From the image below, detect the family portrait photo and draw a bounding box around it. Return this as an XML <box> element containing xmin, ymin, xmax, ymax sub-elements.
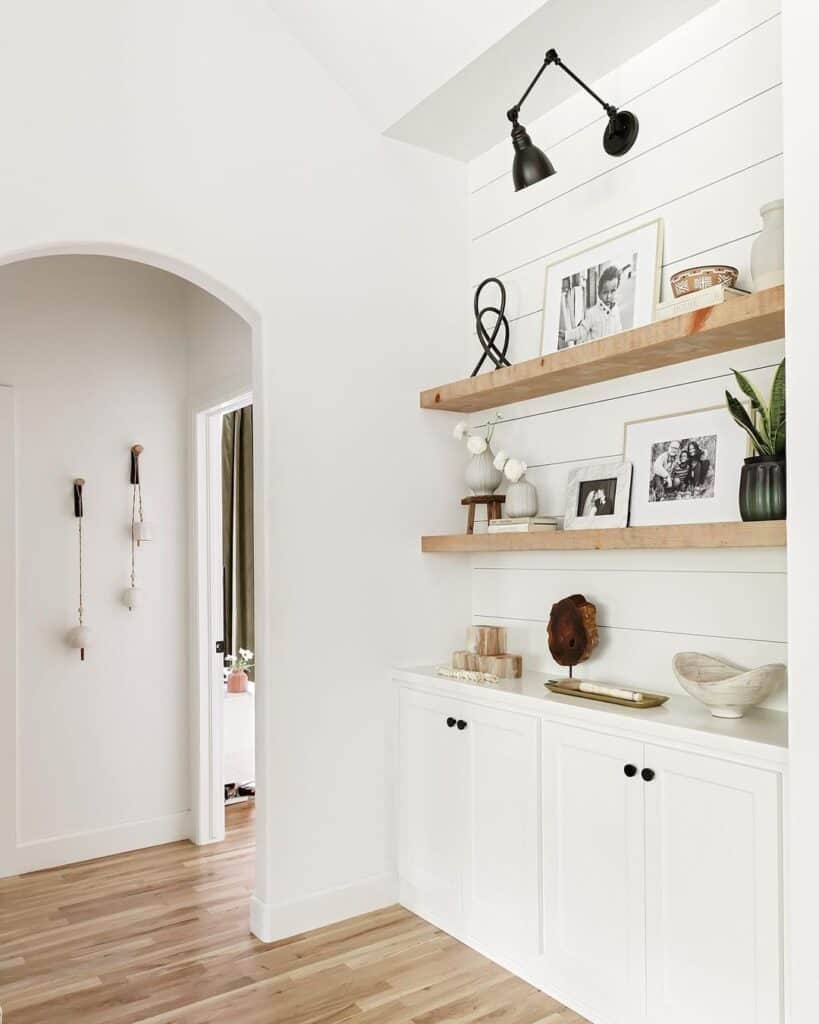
<box><xmin>625</xmin><ymin>405</ymin><xmax>749</xmax><ymax>526</ymax></box>
<box><xmin>541</xmin><ymin>219</ymin><xmax>663</xmax><ymax>355</ymax></box>
<box><xmin>649</xmin><ymin>435</ymin><xmax>716</xmax><ymax>502</ymax></box>
<box><xmin>564</xmin><ymin>461</ymin><xmax>633</xmax><ymax>530</ymax></box>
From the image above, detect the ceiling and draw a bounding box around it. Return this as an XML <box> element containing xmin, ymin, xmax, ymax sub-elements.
<box><xmin>268</xmin><ymin>0</ymin><xmax>718</xmax><ymax>162</ymax></box>
<box><xmin>266</xmin><ymin>0</ymin><xmax>547</xmax><ymax>134</ymax></box>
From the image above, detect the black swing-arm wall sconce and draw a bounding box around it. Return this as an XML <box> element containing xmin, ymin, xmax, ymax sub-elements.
<box><xmin>507</xmin><ymin>48</ymin><xmax>639</xmax><ymax>191</ymax></box>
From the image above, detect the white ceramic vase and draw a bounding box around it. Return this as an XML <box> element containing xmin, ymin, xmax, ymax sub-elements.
<box><xmin>465</xmin><ymin>447</ymin><xmax>503</xmax><ymax>495</ymax></box>
<box><xmin>505</xmin><ymin>477</ymin><xmax>538</xmax><ymax>517</ymax></box>
<box><xmin>750</xmin><ymin>199</ymin><xmax>784</xmax><ymax>291</ymax></box>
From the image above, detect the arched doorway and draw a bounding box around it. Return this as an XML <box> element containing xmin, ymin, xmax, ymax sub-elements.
<box><xmin>0</xmin><ymin>246</ymin><xmax>268</xmax><ymax>894</ymax></box>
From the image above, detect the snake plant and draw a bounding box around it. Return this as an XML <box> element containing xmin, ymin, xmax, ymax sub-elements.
<box><xmin>724</xmin><ymin>358</ymin><xmax>786</xmax><ymax>458</ymax></box>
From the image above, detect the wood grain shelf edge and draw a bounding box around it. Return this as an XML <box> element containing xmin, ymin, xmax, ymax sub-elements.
<box><xmin>421</xmin><ymin>286</ymin><xmax>785</xmax><ymax>413</ymax></box>
<box><xmin>421</xmin><ymin>521</ymin><xmax>786</xmax><ymax>553</ymax></box>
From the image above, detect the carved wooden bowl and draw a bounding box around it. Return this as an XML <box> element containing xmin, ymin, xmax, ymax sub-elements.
<box><xmin>672</xmin><ymin>652</ymin><xmax>786</xmax><ymax>718</ymax></box>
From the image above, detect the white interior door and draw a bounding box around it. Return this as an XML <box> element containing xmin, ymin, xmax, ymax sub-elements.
<box><xmin>643</xmin><ymin>744</ymin><xmax>783</xmax><ymax>1024</ymax></box>
<box><xmin>541</xmin><ymin>722</ymin><xmax>646</xmax><ymax>1024</ymax></box>
<box><xmin>399</xmin><ymin>688</ymin><xmax>467</xmax><ymax>927</ymax></box>
<box><xmin>463</xmin><ymin>701</ymin><xmax>540</xmax><ymax>960</ymax></box>
<box><xmin>0</xmin><ymin>387</ymin><xmax>16</xmax><ymax>876</ymax></box>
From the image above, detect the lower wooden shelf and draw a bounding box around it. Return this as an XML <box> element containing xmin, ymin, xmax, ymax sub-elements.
<box><xmin>421</xmin><ymin>521</ymin><xmax>786</xmax><ymax>552</ymax></box>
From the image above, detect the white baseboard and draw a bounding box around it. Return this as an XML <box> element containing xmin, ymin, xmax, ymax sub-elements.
<box><xmin>13</xmin><ymin>810</ymin><xmax>192</xmax><ymax>874</ymax></box>
<box><xmin>250</xmin><ymin>872</ymin><xmax>398</xmax><ymax>943</ymax></box>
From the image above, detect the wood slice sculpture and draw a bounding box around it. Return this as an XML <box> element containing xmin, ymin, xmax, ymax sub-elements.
<box><xmin>548</xmin><ymin>594</ymin><xmax>599</xmax><ymax>670</ymax></box>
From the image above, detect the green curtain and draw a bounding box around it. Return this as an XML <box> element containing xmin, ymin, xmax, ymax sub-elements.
<box><xmin>222</xmin><ymin>406</ymin><xmax>254</xmax><ymax>671</ymax></box>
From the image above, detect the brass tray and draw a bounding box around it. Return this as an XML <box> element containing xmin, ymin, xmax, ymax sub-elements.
<box><xmin>545</xmin><ymin>680</ymin><xmax>669</xmax><ymax>709</ymax></box>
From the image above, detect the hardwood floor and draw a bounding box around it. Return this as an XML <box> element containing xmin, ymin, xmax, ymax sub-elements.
<box><xmin>0</xmin><ymin>804</ymin><xmax>587</xmax><ymax>1023</ymax></box>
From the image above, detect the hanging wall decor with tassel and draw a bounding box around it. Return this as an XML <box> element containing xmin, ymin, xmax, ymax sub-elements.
<box><xmin>67</xmin><ymin>478</ymin><xmax>90</xmax><ymax>660</ymax></box>
<box><xmin>123</xmin><ymin>443</ymin><xmax>151</xmax><ymax>610</ymax></box>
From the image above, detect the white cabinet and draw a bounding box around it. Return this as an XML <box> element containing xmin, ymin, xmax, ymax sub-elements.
<box><xmin>643</xmin><ymin>744</ymin><xmax>782</xmax><ymax>1024</ymax></box>
<box><xmin>541</xmin><ymin>722</ymin><xmax>783</xmax><ymax>1024</ymax></box>
<box><xmin>541</xmin><ymin>723</ymin><xmax>646</xmax><ymax>1024</ymax></box>
<box><xmin>399</xmin><ymin>688</ymin><xmax>467</xmax><ymax>925</ymax></box>
<box><xmin>397</xmin><ymin>675</ymin><xmax>784</xmax><ymax>1024</ymax></box>
<box><xmin>398</xmin><ymin>687</ymin><xmax>540</xmax><ymax>961</ymax></box>
<box><xmin>463</xmin><ymin>700</ymin><xmax>540</xmax><ymax>958</ymax></box>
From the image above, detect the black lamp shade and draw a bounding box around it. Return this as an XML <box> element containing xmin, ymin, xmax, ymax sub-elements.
<box><xmin>511</xmin><ymin>123</ymin><xmax>555</xmax><ymax>191</ymax></box>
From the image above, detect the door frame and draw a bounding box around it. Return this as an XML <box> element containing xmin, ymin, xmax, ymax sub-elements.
<box><xmin>193</xmin><ymin>389</ymin><xmax>253</xmax><ymax>845</ymax></box>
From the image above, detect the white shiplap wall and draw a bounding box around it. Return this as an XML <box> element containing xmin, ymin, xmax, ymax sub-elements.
<box><xmin>465</xmin><ymin>0</ymin><xmax>786</xmax><ymax>709</ymax></box>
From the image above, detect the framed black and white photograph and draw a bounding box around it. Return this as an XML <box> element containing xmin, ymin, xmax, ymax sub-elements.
<box><xmin>564</xmin><ymin>461</ymin><xmax>633</xmax><ymax>530</ymax></box>
<box><xmin>541</xmin><ymin>219</ymin><xmax>663</xmax><ymax>354</ymax></box>
<box><xmin>624</xmin><ymin>405</ymin><xmax>750</xmax><ymax>526</ymax></box>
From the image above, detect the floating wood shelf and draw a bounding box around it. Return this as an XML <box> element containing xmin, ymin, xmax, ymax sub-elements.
<box><xmin>421</xmin><ymin>521</ymin><xmax>786</xmax><ymax>553</ymax></box>
<box><xmin>421</xmin><ymin>286</ymin><xmax>785</xmax><ymax>413</ymax></box>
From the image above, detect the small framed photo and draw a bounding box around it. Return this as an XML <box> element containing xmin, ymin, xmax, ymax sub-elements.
<box><xmin>541</xmin><ymin>219</ymin><xmax>663</xmax><ymax>354</ymax></box>
<box><xmin>564</xmin><ymin>461</ymin><xmax>633</xmax><ymax>530</ymax></box>
<box><xmin>624</xmin><ymin>405</ymin><xmax>750</xmax><ymax>526</ymax></box>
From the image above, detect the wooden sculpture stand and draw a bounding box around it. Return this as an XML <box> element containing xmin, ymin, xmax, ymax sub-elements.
<box><xmin>462</xmin><ymin>495</ymin><xmax>505</xmax><ymax>535</ymax></box>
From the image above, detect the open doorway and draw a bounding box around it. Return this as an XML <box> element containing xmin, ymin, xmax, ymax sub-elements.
<box><xmin>195</xmin><ymin>391</ymin><xmax>255</xmax><ymax>844</ymax></box>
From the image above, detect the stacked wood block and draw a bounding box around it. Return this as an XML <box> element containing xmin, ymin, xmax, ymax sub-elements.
<box><xmin>452</xmin><ymin>625</ymin><xmax>523</xmax><ymax>679</ymax></box>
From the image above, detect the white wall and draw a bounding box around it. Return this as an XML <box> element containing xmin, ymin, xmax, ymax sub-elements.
<box><xmin>186</xmin><ymin>286</ymin><xmax>253</xmax><ymax>409</ymax></box>
<box><xmin>0</xmin><ymin>0</ymin><xmax>470</xmax><ymax>935</ymax></box>
<box><xmin>0</xmin><ymin>256</ymin><xmax>192</xmax><ymax>871</ymax></box>
<box><xmin>460</xmin><ymin>0</ymin><xmax>786</xmax><ymax>707</ymax></box>
<box><xmin>781</xmin><ymin>0</ymin><xmax>819</xmax><ymax>1016</ymax></box>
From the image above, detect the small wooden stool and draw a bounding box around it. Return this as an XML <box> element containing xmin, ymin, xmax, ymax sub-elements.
<box><xmin>462</xmin><ymin>495</ymin><xmax>505</xmax><ymax>535</ymax></box>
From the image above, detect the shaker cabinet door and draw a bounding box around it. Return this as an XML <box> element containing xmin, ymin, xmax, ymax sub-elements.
<box><xmin>462</xmin><ymin>702</ymin><xmax>541</xmax><ymax>960</ymax></box>
<box><xmin>643</xmin><ymin>744</ymin><xmax>782</xmax><ymax>1024</ymax></box>
<box><xmin>541</xmin><ymin>722</ymin><xmax>646</xmax><ymax>1024</ymax></box>
<box><xmin>398</xmin><ymin>688</ymin><xmax>467</xmax><ymax>927</ymax></box>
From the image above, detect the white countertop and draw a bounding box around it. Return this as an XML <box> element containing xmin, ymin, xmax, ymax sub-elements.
<box><xmin>393</xmin><ymin>665</ymin><xmax>788</xmax><ymax>768</ymax></box>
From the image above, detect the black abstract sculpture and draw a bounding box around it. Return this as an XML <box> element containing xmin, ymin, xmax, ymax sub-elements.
<box><xmin>472</xmin><ymin>277</ymin><xmax>511</xmax><ymax>377</ymax></box>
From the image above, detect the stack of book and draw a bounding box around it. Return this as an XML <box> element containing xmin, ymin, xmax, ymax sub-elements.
<box><xmin>488</xmin><ymin>516</ymin><xmax>560</xmax><ymax>534</ymax></box>
<box><xmin>655</xmin><ymin>282</ymin><xmax>747</xmax><ymax>321</ymax></box>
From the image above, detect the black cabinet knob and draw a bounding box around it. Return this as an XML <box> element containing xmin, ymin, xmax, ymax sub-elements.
<box><xmin>446</xmin><ymin>717</ymin><xmax>456</xmax><ymax>728</ymax></box>
<box><xmin>456</xmin><ymin>719</ymin><xmax>467</xmax><ymax>730</ymax></box>
<box><xmin>623</xmin><ymin>764</ymin><xmax>638</xmax><ymax>778</ymax></box>
<box><xmin>641</xmin><ymin>768</ymin><xmax>655</xmax><ymax>782</ymax></box>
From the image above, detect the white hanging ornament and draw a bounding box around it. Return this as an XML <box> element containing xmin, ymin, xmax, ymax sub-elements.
<box><xmin>133</xmin><ymin>520</ymin><xmax>152</xmax><ymax>543</ymax></box>
<box><xmin>67</xmin><ymin>478</ymin><xmax>89</xmax><ymax>660</ymax></box>
<box><xmin>126</xmin><ymin>444</ymin><xmax>151</xmax><ymax>609</ymax></box>
<box><xmin>67</xmin><ymin>624</ymin><xmax>91</xmax><ymax>654</ymax></box>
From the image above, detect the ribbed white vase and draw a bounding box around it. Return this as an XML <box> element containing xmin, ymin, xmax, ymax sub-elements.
<box><xmin>750</xmin><ymin>199</ymin><xmax>784</xmax><ymax>291</ymax></box>
<box><xmin>505</xmin><ymin>477</ymin><xmax>538</xmax><ymax>518</ymax></box>
<box><xmin>465</xmin><ymin>447</ymin><xmax>503</xmax><ymax>495</ymax></box>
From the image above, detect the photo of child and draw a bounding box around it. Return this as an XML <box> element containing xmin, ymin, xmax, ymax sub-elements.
<box><xmin>541</xmin><ymin>220</ymin><xmax>662</xmax><ymax>357</ymax></box>
<box><xmin>557</xmin><ymin>255</ymin><xmax>637</xmax><ymax>350</ymax></box>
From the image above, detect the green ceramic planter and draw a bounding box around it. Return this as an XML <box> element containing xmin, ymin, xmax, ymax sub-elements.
<box><xmin>739</xmin><ymin>455</ymin><xmax>786</xmax><ymax>521</ymax></box>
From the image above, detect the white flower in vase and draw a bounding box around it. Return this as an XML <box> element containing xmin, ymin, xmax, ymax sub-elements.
<box><xmin>493</xmin><ymin>450</ymin><xmax>508</xmax><ymax>471</ymax></box>
<box><xmin>467</xmin><ymin>435</ymin><xmax>488</xmax><ymax>455</ymax></box>
<box><xmin>453</xmin><ymin>420</ymin><xmax>469</xmax><ymax>441</ymax></box>
<box><xmin>504</xmin><ymin>458</ymin><xmax>528</xmax><ymax>483</ymax></box>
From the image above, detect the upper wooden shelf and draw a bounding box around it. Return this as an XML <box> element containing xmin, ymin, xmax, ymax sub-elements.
<box><xmin>421</xmin><ymin>286</ymin><xmax>785</xmax><ymax>413</ymax></box>
<box><xmin>421</xmin><ymin>521</ymin><xmax>786</xmax><ymax>553</ymax></box>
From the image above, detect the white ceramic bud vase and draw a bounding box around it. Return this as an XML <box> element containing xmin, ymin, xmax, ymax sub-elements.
<box><xmin>750</xmin><ymin>199</ymin><xmax>784</xmax><ymax>291</ymax></box>
<box><xmin>465</xmin><ymin>447</ymin><xmax>503</xmax><ymax>495</ymax></box>
<box><xmin>505</xmin><ymin>476</ymin><xmax>538</xmax><ymax>517</ymax></box>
